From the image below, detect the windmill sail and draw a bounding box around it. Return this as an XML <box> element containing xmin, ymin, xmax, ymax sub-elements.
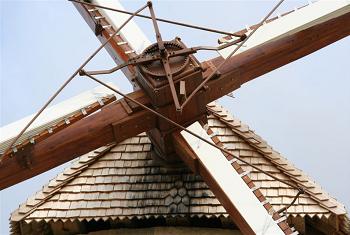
<box><xmin>74</xmin><ymin>0</ymin><xmax>151</xmax><ymax>86</ymax></box>
<box><xmin>219</xmin><ymin>0</ymin><xmax>350</xmax><ymax>58</ymax></box>
<box><xmin>0</xmin><ymin>85</ymin><xmax>118</xmax><ymax>156</ymax></box>
<box><xmin>181</xmin><ymin>122</ymin><xmax>288</xmax><ymax>235</ymax></box>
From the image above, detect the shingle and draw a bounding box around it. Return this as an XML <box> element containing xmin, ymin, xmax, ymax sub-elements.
<box><xmin>102</xmin><ymin>152</ymin><xmax>122</xmax><ymax>160</ymax></box>
<box><xmin>47</xmin><ymin>210</ymin><xmax>57</xmax><ymax>218</ymax></box>
<box><xmin>58</xmin><ymin>201</ymin><xmax>71</xmax><ymax>210</ymax></box>
<box><xmin>11</xmin><ymin>103</ymin><xmax>347</xmax><ymax>227</ymax></box>
<box><xmin>86</xmin><ymin>201</ymin><xmax>101</xmax><ymax>208</ymax></box>
<box><xmin>125</xmin><ymin>144</ymin><xmax>143</xmax><ymax>152</ymax></box>
<box><xmin>85</xmin><ymin>177</ymin><xmax>95</xmax><ymax>185</ymax></box>
<box><xmin>92</xmin><ymin>169</ymin><xmax>102</xmax><ymax>176</ymax></box>
<box><xmin>18</xmin><ymin>204</ymin><xmax>31</xmax><ymax>214</ymax></box>
<box><xmin>142</xmin><ymin>144</ymin><xmax>152</xmax><ymax>151</ymax></box>
<box><xmin>66</xmin><ymin>209</ymin><xmax>80</xmax><ymax>218</ymax></box>
<box><xmin>101</xmin><ymin>201</ymin><xmax>111</xmax><ymax>208</ymax></box>
<box><xmin>110</xmin><ymin>144</ymin><xmax>126</xmax><ymax>152</ymax></box>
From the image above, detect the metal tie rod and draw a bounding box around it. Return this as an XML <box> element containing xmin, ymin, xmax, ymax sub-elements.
<box><xmin>0</xmin><ymin>2</ymin><xmax>149</xmax><ymax>160</ymax></box>
<box><xmin>84</xmin><ymin>72</ymin><xmax>303</xmax><ymax>192</ymax></box>
<box><xmin>180</xmin><ymin>0</ymin><xmax>286</xmax><ymax>110</ymax></box>
<box><xmin>69</xmin><ymin>0</ymin><xmax>244</xmax><ymax>38</ymax></box>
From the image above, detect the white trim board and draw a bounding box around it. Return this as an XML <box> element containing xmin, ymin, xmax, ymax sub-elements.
<box><xmin>93</xmin><ymin>0</ymin><xmax>151</xmax><ymax>54</ymax></box>
<box><xmin>219</xmin><ymin>0</ymin><xmax>350</xmax><ymax>58</ymax></box>
<box><xmin>181</xmin><ymin>122</ymin><xmax>285</xmax><ymax>235</ymax></box>
<box><xmin>0</xmin><ymin>84</ymin><xmax>118</xmax><ymax>155</ymax></box>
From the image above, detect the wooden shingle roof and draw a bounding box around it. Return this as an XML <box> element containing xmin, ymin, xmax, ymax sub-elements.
<box><xmin>10</xmin><ymin>103</ymin><xmax>349</xmax><ymax>234</ymax></box>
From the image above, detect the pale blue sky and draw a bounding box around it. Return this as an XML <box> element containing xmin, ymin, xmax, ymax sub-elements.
<box><xmin>1</xmin><ymin>1</ymin><xmax>349</xmax><ymax>234</ymax></box>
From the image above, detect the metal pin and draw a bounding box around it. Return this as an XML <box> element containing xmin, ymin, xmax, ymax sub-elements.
<box><xmin>64</xmin><ymin>118</ymin><xmax>70</xmax><ymax>125</ymax></box>
<box><xmin>109</xmin><ymin>32</ymin><xmax>120</xmax><ymax>37</ymax></box>
<box><xmin>229</xmin><ymin>158</ymin><xmax>237</xmax><ymax>164</ymax></box>
<box><xmin>30</xmin><ymin>138</ymin><xmax>35</xmax><ymax>144</ymax></box>
<box><xmin>275</xmin><ymin>216</ymin><xmax>287</xmax><ymax>223</ymax></box>
<box><xmin>94</xmin><ymin>16</ymin><xmax>105</xmax><ymax>20</ymax></box>
<box><xmin>261</xmin><ymin>199</ymin><xmax>270</xmax><ymax>205</ymax></box>
<box><xmin>102</xmin><ymin>25</ymin><xmax>112</xmax><ymax>29</ymax></box>
<box><xmin>88</xmin><ymin>8</ymin><xmax>98</xmax><ymax>12</ymax></box>
<box><xmin>125</xmin><ymin>50</ymin><xmax>135</xmax><ymax>54</ymax></box>
<box><xmin>48</xmin><ymin>128</ymin><xmax>53</xmax><ymax>134</ymax></box>
<box><xmin>209</xmin><ymin>131</ymin><xmax>219</xmax><ymax>138</ymax></box>
<box><xmin>117</xmin><ymin>41</ymin><xmax>128</xmax><ymax>46</ymax></box>
<box><xmin>97</xmin><ymin>99</ymin><xmax>104</xmax><ymax>106</ymax></box>
<box><xmin>250</xmin><ymin>186</ymin><xmax>260</xmax><ymax>192</ymax></box>
<box><xmin>81</xmin><ymin>108</ymin><xmax>87</xmax><ymax>115</ymax></box>
<box><xmin>240</xmin><ymin>171</ymin><xmax>250</xmax><ymax>177</ymax></box>
<box><xmin>202</xmin><ymin>124</ymin><xmax>209</xmax><ymax>131</ymax></box>
<box><xmin>12</xmin><ymin>147</ymin><xmax>18</xmax><ymax>153</ymax></box>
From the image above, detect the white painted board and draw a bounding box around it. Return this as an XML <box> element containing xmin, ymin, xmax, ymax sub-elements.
<box><xmin>0</xmin><ymin>83</ymin><xmax>119</xmax><ymax>155</ymax></box>
<box><xmin>93</xmin><ymin>0</ymin><xmax>151</xmax><ymax>54</ymax></box>
<box><xmin>181</xmin><ymin>122</ymin><xmax>285</xmax><ymax>235</ymax></box>
<box><xmin>219</xmin><ymin>0</ymin><xmax>350</xmax><ymax>58</ymax></box>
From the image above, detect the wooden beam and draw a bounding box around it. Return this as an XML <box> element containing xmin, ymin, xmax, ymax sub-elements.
<box><xmin>204</xmin><ymin>11</ymin><xmax>350</xmax><ymax>103</ymax></box>
<box><xmin>172</xmin><ymin>131</ymin><xmax>255</xmax><ymax>235</ymax></box>
<box><xmin>173</xmin><ymin>123</ymin><xmax>289</xmax><ymax>235</ymax></box>
<box><xmin>73</xmin><ymin>2</ymin><xmax>137</xmax><ymax>82</ymax></box>
<box><xmin>172</xmin><ymin>132</ymin><xmax>199</xmax><ymax>173</ymax></box>
<box><xmin>1</xmin><ymin>9</ymin><xmax>349</xmax><ymax>189</ymax></box>
<box><xmin>0</xmin><ymin>91</ymin><xmax>156</xmax><ymax>190</ymax></box>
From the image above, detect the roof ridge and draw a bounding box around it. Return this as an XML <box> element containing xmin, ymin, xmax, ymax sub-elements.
<box><xmin>206</xmin><ymin>102</ymin><xmax>347</xmax><ymax>216</ymax></box>
<box><xmin>10</xmin><ymin>144</ymin><xmax>115</xmax><ymax>222</ymax></box>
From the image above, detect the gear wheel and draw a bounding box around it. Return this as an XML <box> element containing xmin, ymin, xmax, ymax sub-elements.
<box><xmin>140</xmin><ymin>41</ymin><xmax>190</xmax><ymax>78</ymax></box>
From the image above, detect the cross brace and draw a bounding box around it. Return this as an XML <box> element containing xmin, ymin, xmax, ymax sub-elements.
<box><xmin>1</xmin><ymin>10</ymin><xmax>349</xmax><ymax>190</ymax></box>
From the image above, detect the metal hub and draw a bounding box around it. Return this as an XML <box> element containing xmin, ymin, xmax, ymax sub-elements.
<box><xmin>140</xmin><ymin>41</ymin><xmax>190</xmax><ymax>78</ymax></box>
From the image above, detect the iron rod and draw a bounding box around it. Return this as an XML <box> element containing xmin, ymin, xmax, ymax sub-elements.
<box><xmin>85</xmin><ymin>73</ymin><xmax>301</xmax><ymax>191</ymax></box>
<box><xmin>180</xmin><ymin>0</ymin><xmax>285</xmax><ymax>110</ymax></box>
<box><xmin>82</xmin><ymin>38</ymin><xmax>244</xmax><ymax>77</ymax></box>
<box><xmin>148</xmin><ymin>1</ymin><xmax>181</xmax><ymax>110</ymax></box>
<box><xmin>69</xmin><ymin>0</ymin><xmax>243</xmax><ymax>38</ymax></box>
<box><xmin>277</xmin><ymin>188</ymin><xmax>304</xmax><ymax>214</ymax></box>
<box><xmin>82</xmin><ymin>62</ymin><xmax>129</xmax><ymax>76</ymax></box>
<box><xmin>1</xmin><ymin>3</ymin><xmax>149</xmax><ymax>158</ymax></box>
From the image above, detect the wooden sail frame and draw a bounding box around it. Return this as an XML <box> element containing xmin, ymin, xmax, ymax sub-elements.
<box><xmin>1</xmin><ymin>1</ymin><xmax>350</xmax><ymax>234</ymax></box>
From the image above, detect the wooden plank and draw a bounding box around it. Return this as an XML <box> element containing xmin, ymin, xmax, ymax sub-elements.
<box><xmin>73</xmin><ymin>2</ymin><xmax>137</xmax><ymax>83</ymax></box>
<box><xmin>219</xmin><ymin>1</ymin><xmax>350</xmax><ymax>59</ymax></box>
<box><xmin>174</xmin><ymin>123</ymin><xmax>285</xmax><ymax>235</ymax></box>
<box><xmin>0</xmin><ymin>90</ymin><xmax>156</xmax><ymax>190</ymax></box>
<box><xmin>172</xmin><ymin>132</ymin><xmax>199</xmax><ymax>173</ymax></box>
<box><xmin>2</xmin><ymin>8</ymin><xmax>349</xmax><ymax>189</ymax></box>
<box><xmin>205</xmin><ymin>11</ymin><xmax>350</xmax><ymax>103</ymax></box>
